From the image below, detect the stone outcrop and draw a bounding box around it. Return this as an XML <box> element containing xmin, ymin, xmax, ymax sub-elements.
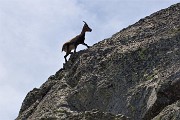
<box><xmin>16</xmin><ymin>3</ymin><xmax>180</xmax><ymax>120</ymax></box>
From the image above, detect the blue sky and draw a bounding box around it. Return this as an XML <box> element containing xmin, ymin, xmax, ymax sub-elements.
<box><xmin>0</xmin><ymin>0</ymin><xmax>179</xmax><ymax>119</ymax></box>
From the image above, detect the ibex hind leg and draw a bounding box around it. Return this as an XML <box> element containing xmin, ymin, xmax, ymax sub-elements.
<box><xmin>64</xmin><ymin>43</ymin><xmax>72</xmax><ymax>62</ymax></box>
<box><xmin>64</xmin><ymin>54</ymin><xmax>68</xmax><ymax>63</ymax></box>
<box><xmin>64</xmin><ymin>51</ymin><xmax>73</xmax><ymax>63</ymax></box>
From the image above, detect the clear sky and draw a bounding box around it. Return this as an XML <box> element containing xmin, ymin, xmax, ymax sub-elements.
<box><xmin>0</xmin><ymin>0</ymin><xmax>179</xmax><ymax>120</ymax></box>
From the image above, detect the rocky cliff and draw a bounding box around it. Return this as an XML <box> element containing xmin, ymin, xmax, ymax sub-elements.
<box><xmin>16</xmin><ymin>3</ymin><xmax>180</xmax><ymax>120</ymax></box>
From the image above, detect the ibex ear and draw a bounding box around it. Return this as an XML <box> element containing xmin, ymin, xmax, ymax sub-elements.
<box><xmin>83</xmin><ymin>21</ymin><xmax>87</xmax><ymax>24</ymax></box>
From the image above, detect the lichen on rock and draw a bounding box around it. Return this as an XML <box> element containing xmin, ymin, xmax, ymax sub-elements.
<box><xmin>16</xmin><ymin>3</ymin><xmax>180</xmax><ymax>120</ymax></box>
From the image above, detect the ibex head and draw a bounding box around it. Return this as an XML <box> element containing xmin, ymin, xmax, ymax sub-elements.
<box><xmin>82</xmin><ymin>21</ymin><xmax>92</xmax><ymax>32</ymax></box>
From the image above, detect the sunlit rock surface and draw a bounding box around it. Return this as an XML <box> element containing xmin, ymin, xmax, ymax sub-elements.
<box><xmin>16</xmin><ymin>3</ymin><xmax>180</xmax><ymax>120</ymax></box>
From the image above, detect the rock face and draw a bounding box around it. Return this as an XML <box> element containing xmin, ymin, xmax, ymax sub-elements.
<box><xmin>16</xmin><ymin>3</ymin><xmax>180</xmax><ymax>120</ymax></box>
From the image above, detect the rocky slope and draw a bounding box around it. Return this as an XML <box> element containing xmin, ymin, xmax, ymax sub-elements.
<box><xmin>16</xmin><ymin>3</ymin><xmax>180</xmax><ymax>120</ymax></box>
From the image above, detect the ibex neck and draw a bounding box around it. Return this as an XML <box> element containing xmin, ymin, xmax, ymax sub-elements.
<box><xmin>80</xmin><ymin>31</ymin><xmax>86</xmax><ymax>36</ymax></box>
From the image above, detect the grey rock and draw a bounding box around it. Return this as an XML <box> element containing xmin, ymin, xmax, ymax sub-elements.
<box><xmin>16</xmin><ymin>3</ymin><xmax>180</xmax><ymax>120</ymax></box>
<box><xmin>152</xmin><ymin>100</ymin><xmax>180</xmax><ymax>120</ymax></box>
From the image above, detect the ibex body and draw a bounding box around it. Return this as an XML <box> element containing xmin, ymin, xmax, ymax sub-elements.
<box><xmin>62</xmin><ymin>21</ymin><xmax>92</xmax><ymax>62</ymax></box>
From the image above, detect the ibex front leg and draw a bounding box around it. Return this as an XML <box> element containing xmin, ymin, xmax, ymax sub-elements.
<box><xmin>82</xmin><ymin>43</ymin><xmax>90</xmax><ymax>48</ymax></box>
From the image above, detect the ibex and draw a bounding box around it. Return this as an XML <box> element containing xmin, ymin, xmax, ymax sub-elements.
<box><xmin>62</xmin><ymin>21</ymin><xmax>92</xmax><ymax>62</ymax></box>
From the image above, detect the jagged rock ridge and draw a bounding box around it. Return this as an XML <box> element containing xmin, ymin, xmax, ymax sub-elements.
<box><xmin>16</xmin><ymin>3</ymin><xmax>180</xmax><ymax>120</ymax></box>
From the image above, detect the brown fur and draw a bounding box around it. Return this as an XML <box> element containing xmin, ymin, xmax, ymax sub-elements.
<box><xmin>62</xmin><ymin>21</ymin><xmax>92</xmax><ymax>62</ymax></box>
